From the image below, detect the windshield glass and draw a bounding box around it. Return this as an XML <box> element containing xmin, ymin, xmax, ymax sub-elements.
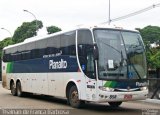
<box><xmin>94</xmin><ymin>29</ymin><xmax>147</xmax><ymax>80</ymax></box>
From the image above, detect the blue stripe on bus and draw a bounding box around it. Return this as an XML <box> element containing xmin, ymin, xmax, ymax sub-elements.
<box><xmin>11</xmin><ymin>56</ymin><xmax>79</xmax><ymax>73</ymax></box>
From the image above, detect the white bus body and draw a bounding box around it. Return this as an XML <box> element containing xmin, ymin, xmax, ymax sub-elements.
<box><xmin>2</xmin><ymin>26</ymin><xmax>148</xmax><ymax>108</ymax></box>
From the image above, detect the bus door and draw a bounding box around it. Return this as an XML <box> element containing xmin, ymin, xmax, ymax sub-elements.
<box><xmin>77</xmin><ymin>29</ymin><xmax>97</xmax><ymax>101</ymax></box>
<box><xmin>84</xmin><ymin>50</ymin><xmax>97</xmax><ymax>101</ymax></box>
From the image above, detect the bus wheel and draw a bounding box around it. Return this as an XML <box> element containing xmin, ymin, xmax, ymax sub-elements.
<box><xmin>11</xmin><ymin>82</ymin><xmax>17</xmax><ymax>96</ymax></box>
<box><xmin>108</xmin><ymin>102</ymin><xmax>122</xmax><ymax>107</ymax></box>
<box><xmin>16</xmin><ymin>82</ymin><xmax>23</xmax><ymax>97</ymax></box>
<box><xmin>68</xmin><ymin>86</ymin><xmax>83</xmax><ymax>108</ymax></box>
<box><xmin>156</xmin><ymin>89</ymin><xmax>160</xmax><ymax>99</ymax></box>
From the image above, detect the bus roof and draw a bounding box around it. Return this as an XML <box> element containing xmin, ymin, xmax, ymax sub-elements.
<box><xmin>3</xmin><ymin>25</ymin><xmax>138</xmax><ymax>50</ymax></box>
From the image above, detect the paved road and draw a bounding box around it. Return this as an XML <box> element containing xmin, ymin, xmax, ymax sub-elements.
<box><xmin>0</xmin><ymin>82</ymin><xmax>160</xmax><ymax>115</ymax></box>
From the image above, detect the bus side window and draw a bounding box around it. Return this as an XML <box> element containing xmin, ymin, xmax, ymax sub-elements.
<box><xmin>5</xmin><ymin>54</ymin><xmax>10</xmax><ymax>62</ymax></box>
<box><xmin>25</xmin><ymin>50</ymin><xmax>31</xmax><ymax>60</ymax></box>
<box><xmin>60</xmin><ymin>31</ymin><xmax>76</xmax><ymax>56</ymax></box>
<box><xmin>35</xmin><ymin>39</ymin><xmax>47</xmax><ymax>58</ymax></box>
<box><xmin>11</xmin><ymin>47</ymin><xmax>17</xmax><ymax>61</ymax></box>
<box><xmin>46</xmin><ymin>36</ymin><xmax>60</xmax><ymax>55</ymax></box>
<box><xmin>86</xmin><ymin>47</ymin><xmax>95</xmax><ymax>79</ymax></box>
<box><xmin>26</xmin><ymin>42</ymin><xmax>35</xmax><ymax>59</ymax></box>
<box><xmin>34</xmin><ymin>49</ymin><xmax>40</xmax><ymax>58</ymax></box>
<box><xmin>2</xmin><ymin>50</ymin><xmax>7</xmax><ymax>62</ymax></box>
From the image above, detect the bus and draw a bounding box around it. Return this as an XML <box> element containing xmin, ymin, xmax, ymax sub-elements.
<box><xmin>2</xmin><ymin>26</ymin><xmax>148</xmax><ymax>108</ymax></box>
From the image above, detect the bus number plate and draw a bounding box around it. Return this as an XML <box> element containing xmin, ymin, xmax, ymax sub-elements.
<box><xmin>124</xmin><ymin>94</ymin><xmax>132</xmax><ymax>99</ymax></box>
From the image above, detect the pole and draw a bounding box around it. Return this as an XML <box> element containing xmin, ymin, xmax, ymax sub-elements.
<box><xmin>1</xmin><ymin>28</ymin><xmax>12</xmax><ymax>37</ymax></box>
<box><xmin>23</xmin><ymin>10</ymin><xmax>38</xmax><ymax>32</ymax></box>
<box><xmin>108</xmin><ymin>0</ymin><xmax>111</xmax><ymax>25</ymax></box>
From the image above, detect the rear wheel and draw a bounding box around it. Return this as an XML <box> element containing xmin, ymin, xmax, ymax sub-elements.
<box><xmin>108</xmin><ymin>102</ymin><xmax>122</xmax><ymax>107</ymax></box>
<box><xmin>68</xmin><ymin>86</ymin><xmax>84</xmax><ymax>108</ymax></box>
<box><xmin>16</xmin><ymin>82</ymin><xmax>24</xmax><ymax>97</ymax></box>
<box><xmin>11</xmin><ymin>82</ymin><xmax>17</xmax><ymax>96</ymax></box>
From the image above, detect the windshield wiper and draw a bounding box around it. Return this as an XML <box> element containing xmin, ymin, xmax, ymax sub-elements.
<box><xmin>127</xmin><ymin>56</ymin><xmax>142</xmax><ymax>80</ymax></box>
<box><xmin>98</xmin><ymin>39</ymin><xmax>121</xmax><ymax>54</ymax></box>
<box><xmin>127</xmin><ymin>45</ymin><xmax>143</xmax><ymax>80</ymax></box>
<box><xmin>127</xmin><ymin>44</ymin><xmax>144</xmax><ymax>57</ymax></box>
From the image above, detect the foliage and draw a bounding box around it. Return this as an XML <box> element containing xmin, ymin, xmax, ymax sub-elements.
<box><xmin>138</xmin><ymin>26</ymin><xmax>160</xmax><ymax>70</ymax></box>
<box><xmin>0</xmin><ymin>37</ymin><xmax>14</xmax><ymax>58</ymax></box>
<box><xmin>0</xmin><ymin>37</ymin><xmax>14</xmax><ymax>78</ymax></box>
<box><xmin>138</xmin><ymin>25</ymin><xmax>160</xmax><ymax>43</ymax></box>
<box><xmin>0</xmin><ymin>37</ymin><xmax>14</xmax><ymax>50</ymax></box>
<box><xmin>46</xmin><ymin>26</ymin><xmax>61</xmax><ymax>34</ymax></box>
<box><xmin>146</xmin><ymin>48</ymin><xmax>160</xmax><ymax>69</ymax></box>
<box><xmin>0</xmin><ymin>21</ymin><xmax>62</xmax><ymax>79</ymax></box>
<box><xmin>12</xmin><ymin>20</ymin><xmax>43</xmax><ymax>43</ymax></box>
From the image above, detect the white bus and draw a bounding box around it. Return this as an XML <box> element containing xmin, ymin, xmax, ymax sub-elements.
<box><xmin>2</xmin><ymin>26</ymin><xmax>148</xmax><ymax>108</ymax></box>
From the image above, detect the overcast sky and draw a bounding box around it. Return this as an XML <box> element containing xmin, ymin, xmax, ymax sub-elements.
<box><xmin>0</xmin><ymin>0</ymin><xmax>160</xmax><ymax>41</ymax></box>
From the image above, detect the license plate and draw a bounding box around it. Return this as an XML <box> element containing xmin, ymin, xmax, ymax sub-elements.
<box><xmin>124</xmin><ymin>94</ymin><xmax>132</xmax><ymax>99</ymax></box>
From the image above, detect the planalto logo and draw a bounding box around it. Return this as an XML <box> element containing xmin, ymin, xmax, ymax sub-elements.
<box><xmin>49</xmin><ymin>59</ymin><xmax>67</xmax><ymax>69</ymax></box>
<box><xmin>136</xmin><ymin>81</ymin><xmax>149</xmax><ymax>87</ymax></box>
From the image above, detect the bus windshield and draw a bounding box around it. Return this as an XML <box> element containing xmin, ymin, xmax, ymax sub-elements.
<box><xmin>94</xmin><ymin>29</ymin><xmax>147</xmax><ymax>80</ymax></box>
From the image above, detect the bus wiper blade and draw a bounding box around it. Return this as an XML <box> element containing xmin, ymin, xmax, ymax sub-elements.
<box><xmin>127</xmin><ymin>45</ymin><xmax>144</xmax><ymax>57</ymax></box>
<box><xmin>98</xmin><ymin>39</ymin><xmax>121</xmax><ymax>54</ymax></box>
<box><xmin>130</xmin><ymin>64</ymin><xmax>142</xmax><ymax>80</ymax></box>
<box><xmin>127</xmin><ymin>45</ymin><xmax>142</xmax><ymax>80</ymax></box>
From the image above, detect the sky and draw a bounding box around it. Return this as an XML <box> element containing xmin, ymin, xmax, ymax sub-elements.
<box><xmin>0</xmin><ymin>0</ymin><xmax>160</xmax><ymax>41</ymax></box>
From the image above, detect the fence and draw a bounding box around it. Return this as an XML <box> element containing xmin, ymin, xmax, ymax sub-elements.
<box><xmin>148</xmin><ymin>70</ymin><xmax>160</xmax><ymax>99</ymax></box>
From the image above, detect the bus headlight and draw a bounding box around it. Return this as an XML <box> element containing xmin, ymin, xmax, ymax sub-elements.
<box><xmin>140</xmin><ymin>87</ymin><xmax>148</xmax><ymax>91</ymax></box>
<box><xmin>99</xmin><ymin>86</ymin><xmax>114</xmax><ymax>92</ymax></box>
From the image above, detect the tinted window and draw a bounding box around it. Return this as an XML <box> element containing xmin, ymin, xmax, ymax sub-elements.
<box><xmin>26</xmin><ymin>42</ymin><xmax>35</xmax><ymax>59</ymax></box>
<box><xmin>60</xmin><ymin>31</ymin><xmax>76</xmax><ymax>56</ymax></box>
<box><xmin>35</xmin><ymin>39</ymin><xmax>47</xmax><ymax>58</ymax></box>
<box><xmin>46</xmin><ymin>36</ymin><xmax>60</xmax><ymax>55</ymax></box>
<box><xmin>18</xmin><ymin>45</ymin><xmax>26</xmax><ymax>60</ymax></box>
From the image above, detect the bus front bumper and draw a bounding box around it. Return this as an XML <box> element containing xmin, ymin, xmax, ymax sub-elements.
<box><xmin>97</xmin><ymin>90</ymin><xmax>148</xmax><ymax>103</ymax></box>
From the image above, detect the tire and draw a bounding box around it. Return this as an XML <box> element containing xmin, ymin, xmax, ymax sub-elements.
<box><xmin>68</xmin><ymin>86</ymin><xmax>84</xmax><ymax>108</ymax></box>
<box><xmin>156</xmin><ymin>89</ymin><xmax>160</xmax><ymax>99</ymax></box>
<box><xmin>16</xmin><ymin>82</ymin><xmax>24</xmax><ymax>97</ymax></box>
<box><xmin>108</xmin><ymin>102</ymin><xmax>122</xmax><ymax>107</ymax></box>
<box><xmin>11</xmin><ymin>82</ymin><xmax>17</xmax><ymax>96</ymax></box>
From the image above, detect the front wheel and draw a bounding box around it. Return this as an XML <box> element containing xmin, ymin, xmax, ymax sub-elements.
<box><xmin>108</xmin><ymin>102</ymin><xmax>122</xmax><ymax>107</ymax></box>
<box><xmin>68</xmin><ymin>86</ymin><xmax>84</xmax><ymax>108</ymax></box>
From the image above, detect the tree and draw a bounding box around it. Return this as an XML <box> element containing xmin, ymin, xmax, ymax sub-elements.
<box><xmin>46</xmin><ymin>26</ymin><xmax>61</xmax><ymax>34</ymax></box>
<box><xmin>138</xmin><ymin>25</ymin><xmax>160</xmax><ymax>43</ymax></box>
<box><xmin>12</xmin><ymin>20</ymin><xmax>43</xmax><ymax>43</ymax></box>
<box><xmin>138</xmin><ymin>26</ymin><xmax>160</xmax><ymax>78</ymax></box>
<box><xmin>0</xmin><ymin>37</ymin><xmax>14</xmax><ymax>79</ymax></box>
<box><xmin>0</xmin><ymin>37</ymin><xmax>14</xmax><ymax>58</ymax></box>
<box><xmin>0</xmin><ymin>37</ymin><xmax>14</xmax><ymax>50</ymax></box>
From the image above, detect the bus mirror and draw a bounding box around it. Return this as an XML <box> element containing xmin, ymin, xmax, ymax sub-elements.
<box><xmin>93</xmin><ymin>44</ymin><xmax>99</xmax><ymax>60</ymax></box>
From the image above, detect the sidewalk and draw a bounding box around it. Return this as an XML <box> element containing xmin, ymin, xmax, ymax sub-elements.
<box><xmin>139</xmin><ymin>98</ymin><xmax>160</xmax><ymax>105</ymax></box>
